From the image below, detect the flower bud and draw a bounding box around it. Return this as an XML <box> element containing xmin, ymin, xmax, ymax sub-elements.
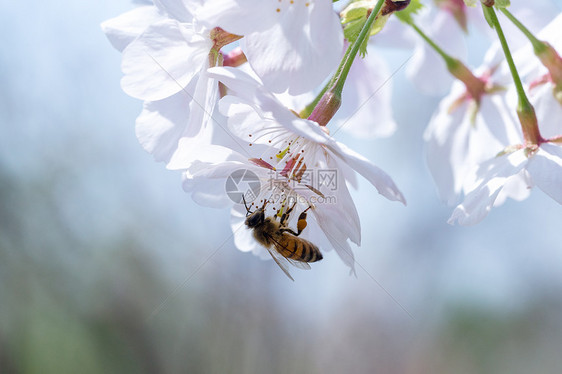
<box><xmin>517</xmin><ymin>101</ymin><xmax>543</xmax><ymax>146</ymax></box>
<box><xmin>536</xmin><ymin>42</ymin><xmax>562</xmax><ymax>87</ymax></box>
<box><xmin>447</xmin><ymin>59</ymin><xmax>487</xmax><ymax>103</ymax></box>
<box><xmin>307</xmin><ymin>90</ymin><xmax>341</xmax><ymax>127</ymax></box>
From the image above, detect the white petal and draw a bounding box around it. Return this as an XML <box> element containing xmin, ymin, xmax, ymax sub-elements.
<box><xmin>101</xmin><ymin>6</ymin><xmax>163</xmax><ymax>52</ymax></box>
<box><xmin>375</xmin><ymin>17</ymin><xmax>417</xmax><ymax>49</ymax></box>
<box><xmin>494</xmin><ymin>169</ymin><xmax>532</xmax><ymax>206</ymax></box>
<box><xmin>209</xmin><ymin>67</ymin><xmax>330</xmax><ymax>143</ymax></box>
<box><xmin>187</xmin><ymin>69</ymin><xmax>220</xmax><ymax>138</ymax></box>
<box><xmin>219</xmin><ymin>96</ymin><xmax>284</xmax><ymax>145</ymax></box>
<box><xmin>326</xmin><ymin>142</ymin><xmax>406</xmax><ymax>204</ymax></box>
<box><xmin>527</xmin><ymin>144</ymin><xmax>562</xmax><ymax>204</ymax></box>
<box><xmin>210</xmin><ymin>67</ymin><xmax>404</xmax><ymax>204</ymax></box>
<box><xmin>207</xmin><ymin>66</ymin><xmax>283</xmax><ymax>116</ymax></box>
<box><xmin>121</xmin><ymin>20</ymin><xmax>209</xmax><ymax>101</ymax></box>
<box><xmin>207</xmin><ymin>66</ymin><xmax>264</xmax><ymax>99</ymax></box>
<box><xmin>535</xmin><ymin>13</ymin><xmax>562</xmax><ymax>50</ymax></box>
<box><xmin>293</xmin><ymin>154</ymin><xmax>362</xmax><ymax>248</ymax></box>
<box><xmin>424</xmin><ymin>82</ymin><xmax>520</xmax><ymax>205</ymax></box>
<box><xmin>188</xmin><ymin>176</ymin><xmax>235</xmax><ymax>208</ymax></box>
<box><xmin>230</xmin><ymin>206</ymin><xmax>269</xmax><ymax>258</ymax></box>
<box><xmin>423</xmin><ymin>83</ymin><xmax>471</xmax><ymax>205</ymax></box>
<box><xmin>316</xmin><ymin>218</ymin><xmax>356</xmax><ymax>274</ymax></box>
<box><xmin>406</xmin><ymin>11</ymin><xmax>466</xmax><ymax>95</ymax></box>
<box><xmin>324</xmin><ymin>155</ymin><xmax>361</xmax><ymax>245</ymax></box>
<box><xmin>448</xmin><ymin>150</ymin><xmax>528</xmax><ymax>225</ymax></box>
<box><xmin>502</xmin><ymin>1</ymin><xmax>561</xmax><ymax>50</ymax></box>
<box><xmin>333</xmin><ymin>48</ymin><xmax>397</xmax><ymax>138</ymax></box>
<box><xmin>180</xmin><ymin>161</ymin><xmax>250</xmax><ymax>209</ymax></box>
<box><xmin>153</xmin><ymin>0</ymin><xmax>195</xmax><ymax>23</ymax></box>
<box><xmin>196</xmin><ymin>0</ymin><xmax>274</xmax><ymax>35</ymax></box>
<box><xmin>483</xmin><ymin>94</ymin><xmax>522</xmax><ymax>146</ymax></box>
<box><xmin>135</xmin><ymin>71</ymin><xmax>220</xmax><ymax>164</ymax></box>
<box><xmin>244</xmin><ymin>0</ymin><xmax>343</xmax><ymax>94</ymax></box>
<box><xmin>273</xmin><ymin>89</ymin><xmax>315</xmax><ymax>115</ymax></box>
<box><xmin>330</xmin><ymin>146</ymin><xmax>359</xmax><ymax>189</ymax></box>
<box><xmin>167</xmin><ymin>138</ymin><xmax>246</xmax><ymax>170</ymax></box>
<box><xmin>531</xmin><ymin>83</ymin><xmax>562</xmax><ymax>140</ymax></box>
<box><xmin>135</xmin><ymin>88</ymin><xmax>194</xmax><ymax>163</ymax></box>
<box><xmin>406</xmin><ymin>44</ymin><xmax>452</xmax><ymax>96</ymax></box>
<box><xmin>296</xmin><ymin>172</ymin><xmax>358</xmax><ymax>272</ymax></box>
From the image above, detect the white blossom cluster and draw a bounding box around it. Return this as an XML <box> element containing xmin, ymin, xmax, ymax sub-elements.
<box><xmin>102</xmin><ymin>0</ymin><xmax>562</xmax><ymax>273</ymax></box>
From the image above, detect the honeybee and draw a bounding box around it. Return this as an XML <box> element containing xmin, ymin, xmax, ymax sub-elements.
<box><xmin>244</xmin><ymin>199</ymin><xmax>323</xmax><ymax>281</ymax></box>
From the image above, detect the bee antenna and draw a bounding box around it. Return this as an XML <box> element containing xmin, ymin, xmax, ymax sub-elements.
<box><xmin>242</xmin><ymin>195</ymin><xmax>252</xmax><ymax>216</ymax></box>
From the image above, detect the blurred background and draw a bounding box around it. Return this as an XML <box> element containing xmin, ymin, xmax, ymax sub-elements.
<box><xmin>1</xmin><ymin>1</ymin><xmax>562</xmax><ymax>373</ymax></box>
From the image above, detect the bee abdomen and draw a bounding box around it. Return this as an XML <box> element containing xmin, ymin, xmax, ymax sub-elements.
<box><xmin>278</xmin><ymin>236</ymin><xmax>322</xmax><ymax>263</ymax></box>
<box><xmin>302</xmin><ymin>241</ymin><xmax>322</xmax><ymax>263</ymax></box>
<box><xmin>277</xmin><ymin>237</ymin><xmax>298</xmax><ymax>259</ymax></box>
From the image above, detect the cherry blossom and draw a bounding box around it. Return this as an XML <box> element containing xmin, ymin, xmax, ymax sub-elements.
<box><xmin>196</xmin><ymin>0</ymin><xmax>344</xmax><ymax>95</ymax></box>
<box><xmin>102</xmin><ymin>1</ymin><xmax>237</xmax><ymax>163</ymax></box>
<box><xmin>166</xmin><ymin>136</ymin><xmax>362</xmax><ymax>271</ymax></box>
<box><xmin>424</xmin><ymin>45</ymin><xmax>524</xmax><ymax>206</ymax></box>
<box><xmin>100</xmin><ymin>0</ymin><xmax>562</xmax><ymax>264</ymax></box>
<box><xmin>509</xmin><ymin>13</ymin><xmax>562</xmax><ymax>121</ymax></box>
<box><xmin>204</xmin><ymin>66</ymin><xmax>405</xmax><ymax>270</ymax></box>
<box><xmin>448</xmin><ymin>143</ymin><xmax>562</xmax><ymax>225</ymax></box>
<box><xmin>376</xmin><ymin>0</ymin><xmax>559</xmax><ymax>96</ymax></box>
<box><xmin>101</xmin><ymin>5</ymin><xmax>165</xmax><ymax>52</ymax></box>
<box><xmin>448</xmin><ymin>14</ymin><xmax>562</xmax><ymax>225</ymax></box>
<box><xmin>404</xmin><ymin>5</ymin><xmax>467</xmax><ymax>96</ymax></box>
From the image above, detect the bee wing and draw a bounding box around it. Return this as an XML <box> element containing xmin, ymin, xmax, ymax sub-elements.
<box><xmin>265</xmin><ymin>246</ymin><xmax>295</xmax><ymax>281</ymax></box>
<box><xmin>283</xmin><ymin>256</ymin><xmax>311</xmax><ymax>271</ymax></box>
<box><xmin>264</xmin><ymin>232</ymin><xmax>312</xmax><ymax>272</ymax></box>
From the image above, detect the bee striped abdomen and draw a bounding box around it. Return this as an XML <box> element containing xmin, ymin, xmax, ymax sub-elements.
<box><xmin>277</xmin><ymin>234</ymin><xmax>322</xmax><ymax>263</ymax></box>
<box><xmin>245</xmin><ymin>207</ymin><xmax>322</xmax><ymax>279</ymax></box>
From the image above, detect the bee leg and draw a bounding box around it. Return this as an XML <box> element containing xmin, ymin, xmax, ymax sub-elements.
<box><xmin>280</xmin><ymin>201</ymin><xmax>297</xmax><ymax>226</ymax></box>
<box><xmin>295</xmin><ymin>206</ymin><xmax>311</xmax><ymax>236</ymax></box>
<box><xmin>279</xmin><ymin>227</ymin><xmax>299</xmax><ymax>236</ymax></box>
<box><xmin>279</xmin><ymin>206</ymin><xmax>312</xmax><ymax>237</ymax></box>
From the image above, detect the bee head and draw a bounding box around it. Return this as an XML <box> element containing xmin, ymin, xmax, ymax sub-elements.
<box><xmin>245</xmin><ymin>208</ymin><xmax>265</xmax><ymax>228</ymax></box>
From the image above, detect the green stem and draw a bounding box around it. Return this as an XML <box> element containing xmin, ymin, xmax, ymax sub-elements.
<box><xmin>409</xmin><ymin>21</ymin><xmax>486</xmax><ymax>102</ymax></box>
<box><xmin>300</xmin><ymin>84</ymin><xmax>329</xmax><ymax>119</ymax></box>
<box><xmin>500</xmin><ymin>7</ymin><xmax>562</xmax><ymax>91</ymax></box>
<box><xmin>301</xmin><ymin>0</ymin><xmax>385</xmax><ymax>122</ymax></box>
<box><xmin>300</xmin><ymin>49</ymin><xmax>357</xmax><ymax>119</ymax></box>
<box><xmin>499</xmin><ymin>8</ymin><xmax>547</xmax><ymax>55</ymax></box>
<box><xmin>332</xmin><ymin>1</ymin><xmax>385</xmax><ymax>95</ymax></box>
<box><xmin>410</xmin><ymin>23</ymin><xmax>452</xmax><ymax>63</ymax></box>
<box><xmin>483</xmin><ymin>4</ymin><xmax>542</xmax><ymax>146</ymax></box>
